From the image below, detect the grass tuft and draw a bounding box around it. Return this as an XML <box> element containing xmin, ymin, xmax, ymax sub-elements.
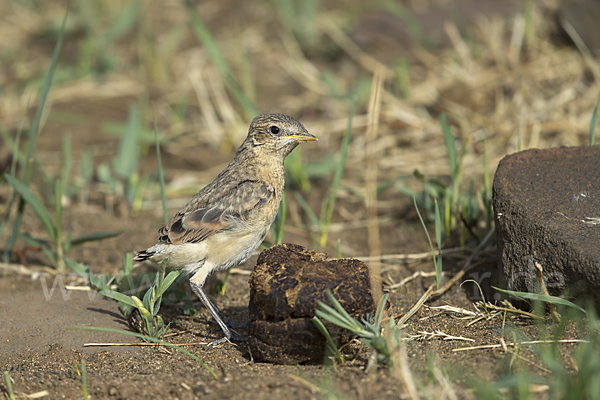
<box><xmin>4</xmin><ymin>173</ymin><xmax>122</xmax><ymax>270</ymax></box>
<box><xmin>3</xmin><ymin>371</ymin><xmax>15</xmax><ymax>400</ymax></box>
<box><xmin>315</xmin><ymin>290</ymin><xmax>401</xmax><ymax>369</ymax></box>
<box><xmin>3</xmin><ymin>10</ymin><xmax>67</xmax><ymax>263</ymax></box>
<box><xmin>100</xmin><ymin>259</ymin><xmax>180</xmax><ymax>338</ymax></box>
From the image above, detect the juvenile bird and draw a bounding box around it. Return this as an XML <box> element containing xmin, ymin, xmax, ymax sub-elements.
<box><xmin>133</xmin><ymin>113</ymin><xmax>317</xmax><ymax>345</ymax></box>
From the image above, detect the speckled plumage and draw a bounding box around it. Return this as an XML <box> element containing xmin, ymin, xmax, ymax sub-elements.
<box><xmin>133</xmin><ymin>113</ymin><xmax>316</xmax><ymax>345</ymax></box>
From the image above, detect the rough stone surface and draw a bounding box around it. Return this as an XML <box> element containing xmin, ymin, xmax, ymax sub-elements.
<box><xmin>248</xmin><ymin>243</ymin><xmax>375</xmax><ymax>364</ymax></box>
<box><xmin>493</xmin><ymin>146</ymin><xmax>600</xmax><ymax>305</ymax></box>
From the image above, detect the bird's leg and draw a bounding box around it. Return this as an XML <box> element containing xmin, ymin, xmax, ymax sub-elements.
<box><xmin>190</xmin><ymin>282</ymin><xmax>247</xmax><ymax>345</ymax></box>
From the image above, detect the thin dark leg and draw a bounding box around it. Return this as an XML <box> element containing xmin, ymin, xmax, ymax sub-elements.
<box><xmin>190</xmin><ymin>282</ymin><xmax>247</xmax><ymax>345</ymax></box>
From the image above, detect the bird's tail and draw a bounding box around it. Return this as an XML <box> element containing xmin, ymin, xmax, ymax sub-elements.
<box><xmin>132</xmin><ymin>249</ymin><xmax>155</xmax><ymax>262</ymax></box>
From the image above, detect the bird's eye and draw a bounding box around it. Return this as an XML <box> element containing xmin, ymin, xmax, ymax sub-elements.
<box><xmin>269</xmin><ymin>126</ymin><xmax>280</xmax><ymax>135</ymax></box>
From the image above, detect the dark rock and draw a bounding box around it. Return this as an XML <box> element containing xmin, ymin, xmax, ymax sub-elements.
<box><xmin>493</xmin><ymin>146</ymin><xmax>600</xmax><ymax>305</ymax></box>
<box><xmin>248</xmin><ymin>243</ymin><xmax>375</xmax><ymax>364</ymax></box>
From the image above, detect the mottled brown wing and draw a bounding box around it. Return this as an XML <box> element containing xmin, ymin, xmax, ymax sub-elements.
<box><xmin>158</xmin><ymin>180</ymin><xmax>273</xmax><ymax>245</ymax></box>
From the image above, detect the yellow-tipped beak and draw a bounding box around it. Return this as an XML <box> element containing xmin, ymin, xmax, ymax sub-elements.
<box><xmin>284</xmin><ymin>134</ymin><xmax>318</xmax><ymax>142</ymax></box>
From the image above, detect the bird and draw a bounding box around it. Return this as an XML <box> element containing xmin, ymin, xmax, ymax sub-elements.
<box><xmin>133</xmin><ymin>113</ymin><xmax>317</xmax><ymax>345</ymax></box>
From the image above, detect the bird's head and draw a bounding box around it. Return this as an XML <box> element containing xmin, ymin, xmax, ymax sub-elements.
<box><xmin>244</xmin><ymin>113</ymin><xmax>317</xmax><ymax>156</ymax></box>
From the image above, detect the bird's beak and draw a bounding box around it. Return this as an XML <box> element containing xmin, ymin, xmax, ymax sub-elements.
<box><xmin>283</xmin><ymin>132</ymin><xmax>318</xmax><ymax>142</ymax></box>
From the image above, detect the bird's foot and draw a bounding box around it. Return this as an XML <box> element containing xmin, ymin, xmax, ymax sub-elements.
<box><xmin>207</xmin><ymin>337</ymin><xmax>229</xmax><ymax>347</ymax></box>
<box><xmin>190</xmin><ymin>282</ymin><xmax>248</xmax><ymax>345</ymax></box>
<box><xmin>207</xmin><ymin>331</ymin><xmax>247</xmax><ymax>347</ymax></box>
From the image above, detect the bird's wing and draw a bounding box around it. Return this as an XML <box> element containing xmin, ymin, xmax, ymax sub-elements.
<box><xmin>158</xmin><ymin>180</ymin><xmax>273</xmax><ymax>245</ymax></box>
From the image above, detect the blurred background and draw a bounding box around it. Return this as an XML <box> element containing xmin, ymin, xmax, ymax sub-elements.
<box><xmin>0</xmin><ymin>0</ymin><xmax>598</xmax><ymax>268</ymax></box>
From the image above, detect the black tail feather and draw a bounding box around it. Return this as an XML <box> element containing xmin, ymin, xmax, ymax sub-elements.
<box><xmin>132</xmin><ymin>249</ymin><xmax>154</xmax><ymax>262</ymax></box>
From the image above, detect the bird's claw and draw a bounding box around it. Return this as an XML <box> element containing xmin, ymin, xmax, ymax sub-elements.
<box><xmin>207</xmin><ymin>332</ymin><xmax>247</xmax><ymax>347</ymax></box>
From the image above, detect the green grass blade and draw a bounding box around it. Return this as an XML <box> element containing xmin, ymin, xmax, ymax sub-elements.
<box><xmin>79</xmin><ymin>150</ymin><xmax>93</xmax><ymax>184</ymax></box>
<box><xmin>444</xmin><ymin>191</ymin><xmax>452</xmax><ymax>237</ymax></box>
<box><xmin>373</xmin><ymin>293</ymin><xmax>390</xmax><ymax>328</ymax></box>
<box><xmin>81</xmin><ymin>359</ymin><xmax>88</xmax><ymax>399</ymax></box>
<box><xmin>493</xmin><ymin>286</ymin><xmax>587</xmax><ymax>314</ymax></box>
<box><xmin>273</xmin><ymin>191</ymin><xmax>286</xmax><ymax>245</ymax></box>
<box><xmin>54</xmin><ymin>179</ymin><xmax>65</xmax><ymax>271</ymax></box>
<box><xmin>383</xmin><ymin>1</ymin><xmax>423</xmax><ymax>42</ymax></box>
<box><xmin>60</xmin><ymin>133</ymin><xmax>72</xmax><ymax>192</ymax></box>
<box><xmin>184</xmin><ymin>1</ymin><xmax>257</xmax><ymax>118</ymax></box>
<box><xmin>4</xmin><ymin>164</ymin><xmax>33</xmax><ymax>263</ymax></box>
<box><xmin>156</xmin><ymin>270</ymin><xmax>182</xmax><ymax>298</ymax></box>
<box><xmin>114</xmin><ymin>104</ymin><xmax>139</xmax><ymax>179</ymax></box>
<box><xmin>315</xmin><ymin>306</ymin><xmax>359</xmax><ymax>332</ymax></box>
<box><xmin>433</xmin><ymin>199</ymin><xmax>442</xmax><ymax>289</ymax></box>
<box><xmin>434</xmin><ymin>199</ymin><xmax>442</xmax><ymax>246</ymax></box>
<box><xmin>440</xmin><ymin>114</ymin><xmax>457</xmax><ymax>177</ymax></box>
<box><xmin>238</xmin><ymin>44</ymin><xmax>256</xmax><ymax>105</ymax></box>
<box><xmin>395</xmin><ymin>58</ymin><xmax>411</xmax><ymax>98</ymax></box>
<box><xmin>3</xmin><ymin>371</ymin><xmax>15</xmax><ymax>400</ymax></box>
<box><xmin>276</xmin><ymin>0</ymin><xmax>295</xmax><ymax>30</ymax></box>
<box><xmin>65</xmin><ymin>257</ymin><xmax>90</xmax><ymax>276</ymax></box>
<box><xmin>21</xmin><ymin>233</ymin><xmax>55</xmax><ymax>264</ymax></box>
<box><xmin>20</xmin><ymin>13</ymin><xmax>67</xmax><ymax>177</ymax></box>
<box><xmin>311</xmin><ymin>316</ymin><xmax>344</xmax><ymax>363</ymax></box>
<box><xmin>142</xmin><ymin>281</ymin><xmax>155</xmax><ymax>313</ymax></box>
<box><xmin>117</xmin><ymin>253</ymin><xmax>135</xmax><ymax>293</ymax></box>
<box><xmin>315</xmin><ymin>301</ymin><xmax>370</xmax><ymax>337</ymax></box>
<box><xmin>294</xmin><ymin>192</ymin><xmax>320</xmax><ymax>228</ymax></box>
<box><xmin>67</xmin><ymin>326</ymin><xmax>218</xmax><ymax>379</ymax></box>
<box><xmin>4</xmin><ymin>11</ymin><xmax>67</xmax><ymax>262</ymax></box>
<box><xmin>323</xmin><ymin>289</ymin><xmax>365</xmax><ymax>333</ymax></box>
<box><xmin>65</xmin><ymin>258</ymin><xmax>112</xmax><ymax>292</ymax></box>
<box><xmin>413</xmin><ymin>195</ymin><xmax>437</xmax><ymax>269</ymax></box>
<box><xmin>217</xmin><ymin>269</ymin><xmax>231</xmax><ymax>296</ymax></box>
<box><xmin>589</xmin><ymin>92</ymin><xmax>600</xmax><ymax>146</ymax></box>
<box><xmin>285</xmin><ymin>148</ymin><xmax>311</xmax><ymax>192</ymax></box>
<box><xmin>436</xmin><ymin>248</ymin><xmax>443</xmax><ymax>291</ymax></box>
<box><xmin>151</xmin><ymin>259</ymin><xmax>168</xmax><ymax>313</ymax></box>
<box><xmin>70</xmin><ymin>229</ymin><xmax>123</xmax><ymax>247</ymax></box>
<box><xmin>99</xmin><ymin>290</ymin><xmax>140</xmax><ymax>308</ymax></box>
<box><xmin>4</xmin><ymin>173</ymin><xmax>56</xmax><ymax>240</ymax></box>
<box><xmin>303</xmin><ymin>155</ymin><xmax>337</xmax><ymax>178</ymax></box>
<box><xmin>321</xmin><ymin>101</ymin><xmax>355</xmax><ymax>247</ymax></box>
<box><xmin>123</xmin><ymin>252</ymin><xmax>134</xmax><ymax>277</ymax></box>
<box><xmin>105</xmin><ymin>0</ymin><xmax>140</xmax><ymax>42</ymax></box>
<box><xmin>152</xmin><ymin>104</ymin><xmax>169</xmax><ymax>226</ymax></box>
<box><xmin>481</xmin><ymin>128</ymin><xmax>493</xmax><ymax>230</ymax></box>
